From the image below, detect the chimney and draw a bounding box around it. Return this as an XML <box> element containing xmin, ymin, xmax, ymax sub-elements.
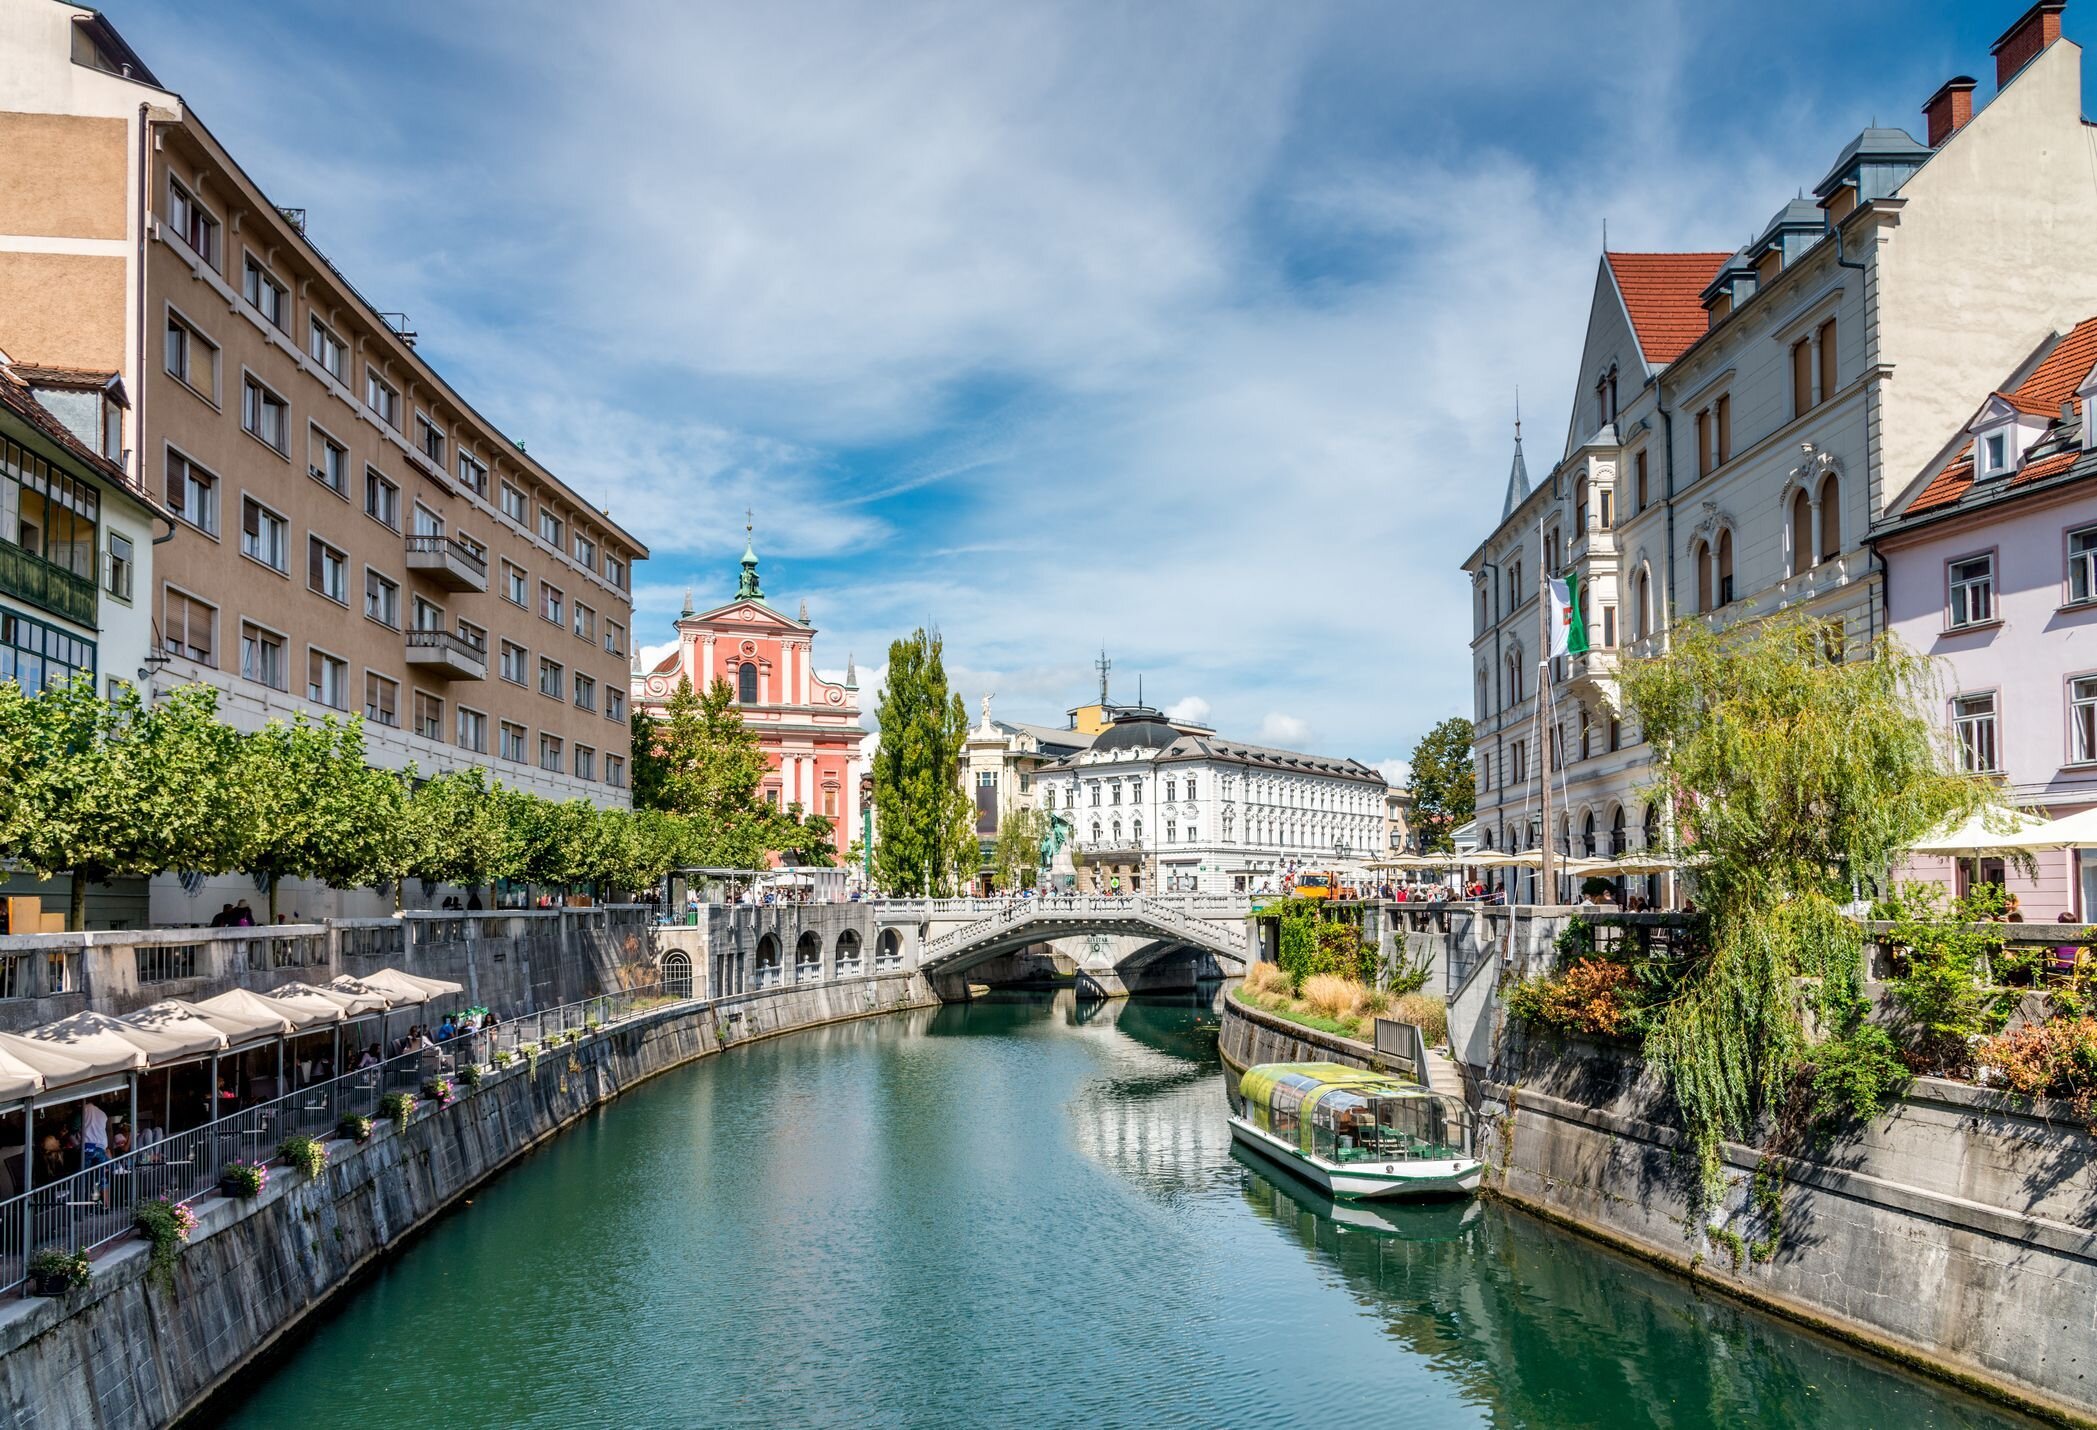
<box><xmin>1923</xmin><ymin>75</ymin><xmax>1978</xmax><ymax>146</ymax></box>
<box><xmin>1992</xmin><ymin>0</ymin><xmax>2067</xmax><ymax>89</ymax></box>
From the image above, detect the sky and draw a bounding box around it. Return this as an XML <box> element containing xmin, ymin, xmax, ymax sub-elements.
<box><xmin>99</xmin><ymin>0</ymin><xmax>2085</xmax><ymax>786</ymax></box>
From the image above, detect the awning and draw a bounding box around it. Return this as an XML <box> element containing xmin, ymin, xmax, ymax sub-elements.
<box><xmin>0</xmin><ymin>1045</ymin><xmax>45</xmax><ymax>1103</ymax></box>
<box><xmin>192</xmin><ymin>987</ymin><xmax>315</xmax><ymax>1034</ymax></box>
<box><xmin>36</xmin><ymin>1009</ymin><xmax>221</xmax><ymax>1065</ymax></box>
<box><xmin>330</xmin><ymin>974</ymin><xmax>425</xmax><ymax>1009</ymax></box>
<box><xmin>132</xmin><ymin>996</ymin><xmax>286</xmax><ymax>1049</ymax></box>
<box><xmin>1908</xmin><ymin>808</ymin><xmax>2056</xmax><ymax>855</ymax></box>
<box><xmin>0</xmin><ymin>1028</ymin><xmax>130</xmax><ymax>1088</ymax></box>
<box><xmin>359</xmin><ymin>967</ymin><xmax>465</xmax><ymax>1001</ymax></box>
<box><xmin>268</xmin><ymin>982</ymin><xmax>383</xmax><ymax>1021</ymax></box>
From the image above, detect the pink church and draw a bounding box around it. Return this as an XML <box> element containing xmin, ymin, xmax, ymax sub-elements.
<box><xmin>632</xmin><ymin>537</ymin><xmax>864</xmax><ymax>863</ymax></box>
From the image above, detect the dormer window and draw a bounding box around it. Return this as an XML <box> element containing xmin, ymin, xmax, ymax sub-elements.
<box><xmin>1968</xmin><ymin>394</ymin><xmax>2047</xmax><ymax>479</ymax></box>
<box><xmin>2077</xmin><ymin>365</ymin><xmax>2097</xmax><ymax>451</ymax></box>
<box><xmin>1982</xmin><ymin>431</ymin><xmax>2009</xmax><ymax>475</ymax></box>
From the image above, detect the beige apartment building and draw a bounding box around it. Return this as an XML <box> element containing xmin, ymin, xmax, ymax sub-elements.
<box><xmin>0</xmin><ymin>3</ymin><xmax>648</xmax><ymax>916</ymax></box>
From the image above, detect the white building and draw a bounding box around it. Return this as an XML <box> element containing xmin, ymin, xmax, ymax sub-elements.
<box><xmin>1031</xmin><ymin>709</ymin><xmax>1386</xmax><ymax>895</ymax></box>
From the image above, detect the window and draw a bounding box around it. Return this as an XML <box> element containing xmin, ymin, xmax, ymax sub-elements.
<box><xmin>1715</xmin><ymin>394</ymin><xmax>1732</xmax><ymax>466</ymax></box>
<box><xmin>574</xmin><ymin>602</ymin><xmax>595</xmax><ymax>643</ymax></box>
<box><xmin>165</xmin><ymin>450</ymin><xmax>219</xmax><ymax>535</ymax></box>
<box><xmin>1790</xmin><ymin>487</ymin><xmax>1813</xmax><ymax>577</ymax></box>
<box><xmin>414</xmin><ymin>412</ymin><xmax>444</xmax><ymax>466</ymax></box>
<box><xmin>365</xmin><ymin>370</ymin><xmax>400</xmax><ymax>428</ymax></box>
<box><xmin>1601</xmin><ymin>604</ymin><xmax>1617</xmax><ymax>648</ymax></box>
<box><xmin>165</xmin><ymin>312</ymin><xmax>217</xmax><ymax>398</ymax></box>
<box><xmin>411</xmin><ymin>503</ymin><xmax>442</xmax><ymax>540</ymax></box>
<box><xmin>608</xmin><ymin>688</ymin><xmax>626</xmax><ymax>721</ymax></box>
<box><xmin>308</xmin><ymin>537</ymin><xmax>348</xmax><ymax>604</ymax></box>
<box><xmin>457</xmin><ymin>706</ymin><xmax>488</xmax><ymax>754</ymax></box>
<box><xmin>606</xmin><ymin>754</ymin><xmax>626</xmax><ymax>788</ymax></box>
<box><xmin>365</xmin><ymin>672</ymin><xmax>398</xmax><ymax>727</ymax></box>
<box><xmin>537</xmin><ymin>507</ymin><xmax>562</xmax><ymax>547</ymax></box>
<box><xmin>309</xmin><ymin>425</ymin><xmax>348</xmax><ymax>495</ymax></box>
<box><xmin>605</xmin><ymin>620</ymin><xmax>625</xmax><ymax>656</ymax></box>
<box><xmin>1817</xmin><ymin>474</ymin><xmax>1841</xmax><ymax>562</ymax></box>
<box><xmin>364</xmin><ymin>569</ymin><xmax>399</xmax><ymax>628</ymax></box>
<box><xmin>539</xmin><ymin>581</ymin><xmax>563</xmax><ymax>625</ymax></box>
<box><xmin>574</xmin><ymin>672</ymin><xmax>596</xmax><ymax>711</ymax></box>
<box><xmin>499</xmin><ymin>640</ymin><xmax>527</xmax><ymax>684</ymax></box>
<box><xmin>307</xmin><ymin>649</ymin><xmax>348</xmax><ymax>709</ymax></box>
<box><xmin>539</xmin><ymin>733</ymin><xmax>563</xmax><ymax>773</ymax></box>
<box><xmin>1953</xmin><ymin>693</ymin><xmax>1999</xmax><ymax>773</ymax></box>
<box><xmin>1818</xmin><ymin>318</ymin><xmax>1838</xmax><ymax>404</ymax></box>
<box><xmin>1949</xmin><ymin>555</ymin><xmax>1995</xmax><ymax>628</ymax></box>
<box><xmin>162</xmin><ymin>587</ymin><xmax>216</xmax><ymax>666</ymax></box>
<box><xmin>2071</xmin><ymin>528</ymin><xmax>2097</xmax><ymax>604</ymax></box>
<box><xmin>735</xmin><ymin>662</ymin><xmax>758</xmax><ymax>704</ymax></box>
<box><xmin>573</xmin><ymin>532</ymin><xmax>597</xmax><ymax>568</ymax></box>
<box><xmin>0</xmin><ymin>611</ymin><xmax>93</xmax><ymax>694</ymax></box>
<box><xmin>94</xmin><ymin>529</ymin><xmax>133</xmax><ymax>607</ymax></box>
<box><xmin>242</xmin><ymin>255</ymin><xmax>289</xmax><ymax>330</ymax></box>
<box><xmin>1575</xmin><ymin>483</ymin><xmax>1588</xmax><ymax>532</ymax></box>
<box><xmin>1716</xmin><ymin>529</ymin><xmax>1735</xmax><ymax>606</ymax></box>
<box><xmin>240</xmin><ymin>622</ymin><xmax>287</xmax><ymax>690</ymax></box>
<box><xmin>240</xmin><ymin>497</ymin><xmax>288</xmax><ymax>572</ymax></box>
<box><xmin>167</xmin><ymin>178</ymin><xmax>217</xmax><ymax>265</ymax></box>
<box><xmin>1792</xmin><ymin>337</ymin><xmax>1813</xmax><ymax>416</ymax></box>
<box><xmin>1186</xmin><ymin>776</ymin><xmax>1197</xmax><ymax>798</ymax></box>
<box><xmin>539</xmin><ymin>656</ymin><xmax>563</xmax><ymax>698</ymax></box>
<box><xmin>456</xmin><ymin>451</ymin><xmax>488</xmax><ymax>498</ymax></box>
<box><xmin>411</xmin><ymin>595</ymin><xmax>444</xmax><ymax>632</ymax></box>
<box><xmin>502</xmin><ymin>561</ymin><xmax>526</xmax><ymax>606</ymax></box>
<box><xmin>241</xmin><ymin>375</ymin><xmax>289</xmax><ymax>454</ymax></box>
<box><xmin>309</xmin><ymin>318</ymin><xmax>347</xmax><ymax>381</ymax></box>
<box><xmin>1983</xmin><ymin>431</ymin><xmax>2009</xmax><ymax>476</ymax></box>
<box><xmin>364</xmin><ymin>467</ymin><xmax>400</xmax><ymax>529</ymax></box>
<box><xmin>575</xmin><ymin>745</ymin><xmax>596</xmax><ymax>781</ymax></box>
<box><xmin>2073</xmin><ymin>678</ymin><xmax>2097</xmax><ymax>764</ymax></box>
<box><xmin>500</xmin><ymin>483</ymin><xmax>527</xmax><ymax>523</ymax></box>
<box><xmin>1599</xmin><ymin>488</ymin><xmax>1614</xmax><ymax>529</ymax></box>
<box><xmin>414</xmin><ymin>692</ymin><xmax>443</xmax><ymax>741</ymax></box>
<box><xmin>500</xmin><ymin>721</ymin><xmax>526</xmax><ymax>762</ymax></box>
<box><xmin>605</xmin><ymin>554</ymin><xmax>628</xmax><ymax>590</ymax></box>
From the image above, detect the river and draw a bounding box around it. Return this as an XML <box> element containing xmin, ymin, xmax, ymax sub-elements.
<box><xmin>214</xmin><ymin>991</ymin><xmax>2039</xmax><ymax>1429</ymax></box>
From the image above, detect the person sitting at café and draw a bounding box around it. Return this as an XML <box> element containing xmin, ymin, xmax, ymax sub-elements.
<box><xmin>435</xmin><ymin>1014</ymin><xmax>457</xmax><ymax>1042</ymax></box>
<box><xmin>34</xmin><ymin>1135</ymin><xmax>67</xmax><ymax>1183</ymax></box>
<box><xmin>358</xmin><ymin>1044</ymin><xmax>382</xmax><ymax>1069</ymax></box>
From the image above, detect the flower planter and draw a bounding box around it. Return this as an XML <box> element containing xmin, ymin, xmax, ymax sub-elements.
<box><xmin>31</xmin><ymin>1271</ymin><xmax>71</xmax><ymax>1297</ymax></box>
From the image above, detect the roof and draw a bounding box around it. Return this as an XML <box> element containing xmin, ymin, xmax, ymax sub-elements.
<box><xmin>7</xmin><ymin>363</ymin><xmax>125</xmax><ymax>400</ymax></box>
<box><xmin>1501</xmin><ymin>432</ymin><xmax>1530</xmax><ymax>520</ymax></box>
<box><xmin>1604</xmin><ymin>252</ymin><xmax>1732</xmax><ymax>367</ymax></box>
<box><xmin>0</xmin><ymin>358</ymin><xmax>169</xmax><ymax>518</ymax></box>
<box><xmin>1036</xmin><ymin>727</ymin><xmax>1385</xmax><ymax>784</ymax></box>
<box><xmin>1812</xmin><ymin>127</ymin><xmax>1932</xmax><ymax>199</ymax></box>
<box><xmin>990</xmin><ymin>718</ymin><xmax>1094</xmax><ymax>755</ymax></box>
<box><xmin>1898</xmin><ymin>316</ymin><xmax>2097</xmax><ymax>518</ymax></box>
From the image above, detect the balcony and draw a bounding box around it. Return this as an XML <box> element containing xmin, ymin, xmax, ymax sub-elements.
<box><xmin>0</xmin><ymin>542</ymin><xmax>94</xmax><ymax>626</ymax></box>
<box><xmin>404</xmin><ymin>534</ymin><xmax>488</xmax><ymax>592</ymax></box>
<box><xmin>404</xmin><ymin>627</ymin><xmax>487</xmax><ymax>680</ymax></box>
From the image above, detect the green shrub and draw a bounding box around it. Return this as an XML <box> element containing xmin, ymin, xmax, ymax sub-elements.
<box><xmin>460</xmin><ymin>1062</ymin><xmax>484</xmax><ymax>1091</ymax></box>
<box><xmin>134</xmin><ymin>1198</ymin><xmax>196</xmax><ymax>1292</ymax></box>
<box><xmin>29</xmin><ymin>1246</ymin><xmax>91</xmax><ymax>1291</ymax></box>
<box><xmin>337</xmin><ymin>1114</ymin><xmax>373</xmax><ymax>1144</ymax></box>
<box><xmin>278</xmin><ymin>1134</ymin><xmax>327</xmax><ymax>1178</ymax></box>
<box><xmin>378</xmin><ymin>1091</ymin><xmax>416</xmax><ymax>1132</ymax></box>
<box><xmin>1807</xmin><ymin>1025</ymin><xmax>1913</xmax><ymax>1127</ymax></box>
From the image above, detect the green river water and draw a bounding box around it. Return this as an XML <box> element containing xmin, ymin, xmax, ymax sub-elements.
<box><xmin>213</xmin><ymin>991</ymin><xmax>2041</xmax><ymax>1429</ymax></box>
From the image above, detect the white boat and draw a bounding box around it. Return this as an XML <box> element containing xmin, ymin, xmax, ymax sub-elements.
<box><xmin>1229</xmin><ymin>1061</ymin><xmax>1482</xmax><ymax>1200</ymax></box>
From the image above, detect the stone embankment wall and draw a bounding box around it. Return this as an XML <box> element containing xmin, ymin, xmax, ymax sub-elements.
<box><xmin>0</xmin><ymin>970</ymin><xmax>936</xmax><ymax>1430</ymax></box>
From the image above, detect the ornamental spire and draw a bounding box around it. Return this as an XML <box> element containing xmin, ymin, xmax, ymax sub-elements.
<box><xmin>737</xmin><ymin>509</ymin><xmax>762</xmax><ymax>599</ymax></box>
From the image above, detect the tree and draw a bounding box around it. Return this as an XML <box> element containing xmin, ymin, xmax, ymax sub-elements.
<box><xmin>1406</xmin><ymin>716</ymin><xmax>1475</xmax><ymax>853</ymax></box>
<box><xmin>1617</xmin><ymin>616</ymin><xmax>1986</xmax><ymax>1192</ymax></box>
<box><xmin>0</xmin><ymin>679</ymin><xmax>247</xmax><ymax>929</ymax></box>
<box><xmin>642</xmin><ymin>676</ymin><xmax>777</xmax><ymax>869</ymax></box>
<box><xmin>402</xmin><ymin>767</ymin><xmax>518</xmax><ymax>903</ymax></box>
<box><xmin>630</xmin><ymin>706</ymin><xmax>671</xmax><ymax>812</ymax></box>
<box><xmin>990</xmin><ymin>804</ymin><xmax>1049</xmax><ymax>891</ymax></box>
<box><xmin>871</xmin><ymin>630</ymin><xmax>977</xmax><ymax>895</ymax></box>
<box><xmin>512</xmin><ymin>794</ymin><xmax>597</xmax><ymax>893</ymax></box>
<box><xmin>774</xmin><ymin>803</ymin><xmax>838</xmax><ymax>867</ymax></box>
<box><xmin>236</xmin><ymin>715</ymin><xmax>407</xmax><ymax>919</ymax></box>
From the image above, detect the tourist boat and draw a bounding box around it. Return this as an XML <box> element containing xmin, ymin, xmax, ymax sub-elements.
<box><xmin>1231</xmin><ymin>1143</ymin><xmax>1484</xmax><ymax>1241</ymax></box>
<box><xmin>1229</xmin><ymin>1061</ymin><xmax>1482</xmax><ymax>1200</ymax></box>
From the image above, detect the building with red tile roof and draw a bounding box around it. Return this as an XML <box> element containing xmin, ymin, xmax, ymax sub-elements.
<box><xmin>1603</xmin><ymin>253</ymin><xmax>1732</xmax><ymax>368</ymax></box>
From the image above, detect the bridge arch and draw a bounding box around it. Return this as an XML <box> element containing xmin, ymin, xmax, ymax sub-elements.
<box><xmin>875</xmin><ymin>927</ymin><xmax>903</xmax><ymax>970</ymax></box>
<box><xmin>754</xmin><ymin>932</ymin><xmax>781</xmax><ymax>989</ymax></box>
<box><xmin>794</xmin><ymin>930</ymin><xmax>823</xmax><ymax>984</ymax></box>
<box><xmin>835</xmin><ymin>928</ymin><xmax>862</xmax><ymax>976</ymax></box>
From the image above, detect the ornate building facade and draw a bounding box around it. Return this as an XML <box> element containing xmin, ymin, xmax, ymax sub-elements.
<box><xmin>632</xmin><ymin>538</ymin><xmax>864</xmax><ymax>862</ymax></box>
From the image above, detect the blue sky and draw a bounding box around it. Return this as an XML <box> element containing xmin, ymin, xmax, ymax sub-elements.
<box><xmin>100</xmin><ymin>0</ymin><xmax>2087</xmax><ymax>781</ymax></box>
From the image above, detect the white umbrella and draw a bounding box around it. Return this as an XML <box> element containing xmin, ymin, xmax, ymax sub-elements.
<box><xmin>134</xmin><ymin>996</ymin><xmax>285</xmax><ymax>1049</ymax></box>
<box><xmin>359</xmin><ymin>967</ymin><xmax>465</xmax><ymax>1001</ymax></box>
<box><xmin>269</xmin><ymin>981</ymin><xmax>386</xmax><ymax>1018</ymax></box>
<box><xmin>1908</xmin><ymin>808</ymin><xmax>2056</xmax><ymax>855</ymax></box>
<box><xmin>0</xmin><ymin>1029</ymin><xmax>132</xmax><ymax>1088</ymax></box>
<box><xmin>35</xmin><ymin>1009</ymin><xmax>220</xmax><ymax>1066</ymax></box>
<box><xmin>193</xmin><ymin>987</ymin><xmax>315</xmax><ymax>1033</ymax></box>
<box><xmin>331</xmin><ymin>974</ymin><xmax>425</xmax><ymax>1009</ymax></box>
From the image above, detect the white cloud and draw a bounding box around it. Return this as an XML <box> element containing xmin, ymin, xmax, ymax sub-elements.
<box><xmin>637</xmin><ymin>641</ymin><xmax>678</xmax><ymax>676</ymax></box>
<box><xmin>1258</xmin><ymin>713</ymin><xmax>1313</xmax><ymax>748</ymax></box>
<box><xmin>1374</xmin><ymin>759</ymin><xmax>1412</xmax><ymax>789</ymax></box>
<box><xmin>1164</xmin><ymin>696</ymin><xmax>1211</xmax><ymax>724</ymax></box>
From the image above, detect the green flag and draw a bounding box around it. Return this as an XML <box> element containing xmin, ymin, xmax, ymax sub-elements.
<box><xmin>1550</xmin><ymin>574</ymin><xmax>1589</xmax><ymax>657</ymax></box>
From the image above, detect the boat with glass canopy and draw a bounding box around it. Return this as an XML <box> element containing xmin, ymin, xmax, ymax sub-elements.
<box><xmin>1229</xmin><ymin>1061</ymin><xmax>1481</xmax><ymax>1199</ymax></box>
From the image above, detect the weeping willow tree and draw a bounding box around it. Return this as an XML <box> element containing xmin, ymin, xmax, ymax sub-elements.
<box><xmin>1618</xmin><ymin>616</ymin><xmax>1989</xmax><ymax>1194</ymax></box>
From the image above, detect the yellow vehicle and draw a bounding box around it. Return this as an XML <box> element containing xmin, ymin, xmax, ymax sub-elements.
<box><xmin>1295</xmin><ymin>872</ymin><xmax>1336</xmax><ymax>902</ymax></box>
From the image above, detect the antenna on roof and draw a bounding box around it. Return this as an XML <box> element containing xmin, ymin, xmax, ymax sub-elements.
<box><xmin>1514</xmin><ymin>387</ymin><xmax>1522</xmax><ymax>443</ymax></box>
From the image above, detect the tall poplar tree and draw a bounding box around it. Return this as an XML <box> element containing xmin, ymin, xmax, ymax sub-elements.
<box><xmin>872</xmin><ymin>629</ymin><xmax>976</xmax><ymax>894</ymax></box>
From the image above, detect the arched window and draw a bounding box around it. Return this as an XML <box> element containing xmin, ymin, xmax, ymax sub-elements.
<box><xmin>754</xmin><ymin>933</ymin><xmax>782</xmax><ymax>989</ymax></box>
<box><xmin>1817</xmin><ymin>474</ymin><xmax>1841</xmax><ymax>562</ymax></box>
<box><xmin>1790</xmin><ymin>488</ymin><xmax>1813</xmax><ymax>576</ymax></box>
<box><xmin>1132</xmin><ymin>817</ymin><xmax>1143</xmax><ymax>842</ymax></box>
<box><xmin>1610</xmin><ymin>807</ymin><xmax>1627</xmax><ymax>856</ymax></box>
<box><xmin>1581</xmin><ymin>812</ymin><xmax>1597</xmax><ymax>857</ymax></box>
<box><xmin>1111</xmin><ymin>820</ymin><xmax>1122</xmax><ymax>842</ymax></box>
<box><xmin>1091</xmin><ymin>821</ymin><xmax>1102</xmax><ymax>843</ymax></box>
<box><xmin>660</xmin><ymin>951</ymin><xmax>693</xmax><ymax>1000</ymax></box>
<box><xmin>737</xmin><ymin>662</ymin><xmax>758</xmax><ymax>704</ymax></box>
<box><xmin>1693</xmin><ymin>539</ymin><xmax>1712</xmax><ymax>612</ymax></box>
<box><xmin>1635</xmin><ymin>569</ymin><xmax>1652</xmax><ymax>639</ymax></box>
<box><xmin>1716</xmin><ymin>529</ymin><xmax>1735</xmax><ymax>606</ymax></box>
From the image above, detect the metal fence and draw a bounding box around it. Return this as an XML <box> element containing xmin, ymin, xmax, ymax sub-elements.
<box><xmin>0</xmin><ymin>981</ymin><xmax>680</xmax><ymax>1297</ymax></box>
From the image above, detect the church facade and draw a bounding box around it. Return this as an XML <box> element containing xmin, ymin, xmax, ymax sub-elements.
<box><xmin>632</xmin><ymin>539</ymin><xmax>864</xmax><ymax>863</ymax></box>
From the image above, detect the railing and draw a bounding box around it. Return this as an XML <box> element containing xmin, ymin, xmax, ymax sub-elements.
<box><xmin>245</xmin><ymin>933</ymin><xmax>326</xmax><ymax>972</ymax></box>
<box><xmin>404</xmin><ymin>628</ymin><xmax>487</xmax><ymax>661</ymax></box>
<box><xmin>0</xmin><ymin>981</ymin><xmax>679</xmax><ymax>1296</ymax></box>
<box><xmin>0</xmin><ymin>541</ymin><xmax>95</xmax><ymax>626</ymax></box>
<box><xmin>404</xmin><ymin>532</ymin><xmax>488</xmax><ymax>580</ymax></box>
<box><xmin>918</xmin><ymin>894</ymin><xmax>1250</xmax><ymax>965</ymax></box>
<box><xmin>134</xmin><ymin>944</ymin><xmax>201</xmax><ymax>985</ymax></box>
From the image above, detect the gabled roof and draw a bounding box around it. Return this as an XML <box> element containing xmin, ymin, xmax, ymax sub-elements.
<box><xmin>0</xmin><ymin>359</ymin><xmax>167</xmax><ymax>518</ymax></box>
<box><xmin>1899</xmin><ymin>315</ymin><xmax>2097</xmax><ymax>517</ymax></box>
<box><xmin>1604</xmin><ymin>252</ymin><xmax>1731</xmax><ymax>367</ymax></box>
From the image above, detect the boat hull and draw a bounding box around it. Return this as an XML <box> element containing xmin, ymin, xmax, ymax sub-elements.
<box><xmin>1229</xmin><ymin>1116</ymin><xmax>1482</xmax><ymax>1200</ymax></box>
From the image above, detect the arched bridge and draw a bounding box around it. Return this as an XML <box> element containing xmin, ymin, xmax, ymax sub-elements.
<box><xmin>919</xmin><ymin>895</ymin><xmax>1251</xmax><ymax>998</ymax></box>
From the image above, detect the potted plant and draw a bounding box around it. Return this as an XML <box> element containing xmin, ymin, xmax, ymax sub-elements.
<box><xmin>219</xmin><ymin>1159</ymin><xmax>268</xmax><ymax>1198</ymax></box>
<box><xmin>279</xmin><ymin>1134</ymin><xmax>328</xmax><ymax>1178</ymax></box>
<box><xmin>492</xmin><ymin>1050</ymin><xmax>516</xmax><ymax>1070</ymax></box>
<box><xmin>27</xmin><ymin>1247</ymin><xmax>91</xmax><ymax>1296</ymax></box>
<box><xmin>378</xmin><ymin>1091</ymin><xmax>416</xmax><ymax>1133</ymax></box>
<box><xmin>459</xmin><ymin>1063</ymin><xmax>484</xmax><ymax>1091</ymax></box>
<box><xmin>337</xmin><ymin>1113</ymin><xmax>374</xmax><ymax>1145</ymax></box>
<box><xmin>133</xmin><ymin>1198</ymin><xmax>197</xmax><ymax>1292</ymax></box>
<box><xmin>421</xmin><ymin>1075</ymin><xmax>454</xmax><ymax>1106</ymax></box>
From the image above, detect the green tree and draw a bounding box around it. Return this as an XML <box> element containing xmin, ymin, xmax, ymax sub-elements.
<box><xmin>512</xmin><ymin>794</ymin><xmax>597</xmax><ymax>893</ymax></box>
<box><xmin>0</xmin><ymin>679</ymin><xmax>247</xmax><ymax>929</ymax></box>
<box><xmin>630</xmin><ymin>706</ymin><xmax>671</xmax><ymax>812</ymax></box>
<box><xmin>774</xmin><ymin>803</ymin><xmax>838</xmax><ymax>867</ymax></box>
<box><xmin>871</xmin><ymin>630</ymin><xmax>977</xmax><ymax>895</ymax></box>
<box><xmin>643</xmin><ymin>676</ymin><xmax>777</xmax><ymax>869</ymax></box>
<box><xmin>235</xmin><ymin>714</ymin><xmax>407</xmax><ymax>919</ymax></box>
<box><xmin>990</xmin><ymin>804</ymin><xmax>1048</xmax><ymax>891</ymax></box>
<box><xmin>1406</xmin><ymin>717</ymin><xmax>1475</xmax><ymax>853</ymax></box>
<box><xmin>402</xmin><ymin>767</ymin><xmax>518</xmax><ymax>904</ymax></box>
<box><xmin>1617</xmin><ymin>617</ymin><xmax>1987</xmax><ymax>1192</ymax></box>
